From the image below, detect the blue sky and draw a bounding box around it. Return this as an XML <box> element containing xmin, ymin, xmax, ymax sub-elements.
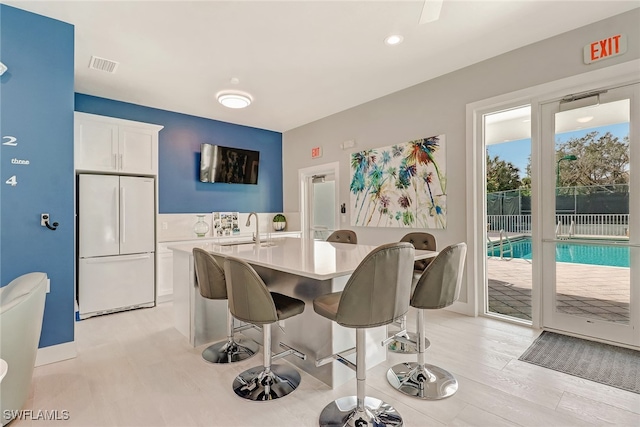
<box><xmin>487</xmin><ymin>123</ymin><xmax>629</xmax><ymax>179</ymax></box>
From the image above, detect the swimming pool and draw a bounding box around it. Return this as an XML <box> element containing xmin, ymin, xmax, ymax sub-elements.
<box><xmin>488</xmin><ymin>237</ymin><xmax>630</xmax><ymax>268</ymax></box>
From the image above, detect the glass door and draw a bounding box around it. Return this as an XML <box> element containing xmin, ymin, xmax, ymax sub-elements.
<box><xmin>540</xmin><ymin>83</ymin><xmax>639</xmax><ymax>346</ymax></box>
<box><xmin>484</xmin><ymin>105</ymin><xmax>533</xmax><ymax>322</ymax></box>
<box><xmin>311</xmin><ymin>174</ymin><xmax>336</xmax><ymax>240</ymax></box>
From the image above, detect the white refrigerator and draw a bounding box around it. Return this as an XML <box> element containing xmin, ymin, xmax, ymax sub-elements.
<box><xmin>78</xmin><ymin>174</ymin><xmax>155</xmax><ymax>319</ymax></box>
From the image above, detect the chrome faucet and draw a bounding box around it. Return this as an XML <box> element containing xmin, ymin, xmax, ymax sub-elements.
<box><xmin>246</xmin><ymin>212</ymin><xmax>260</xmax><ymax>246</ymax></box>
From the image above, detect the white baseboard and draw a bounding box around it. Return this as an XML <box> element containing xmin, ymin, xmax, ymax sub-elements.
<box><xmin>448</xmin><ymin>300</ymin><xmax>476</xmax><ymax>317</ymax></box>
<box><xmin>156</xmin><ymin>292</ymin><xmax>173</xmax><ymax>304</ymax></box>
<box><xmin>35</xmin><ymin>341</ymin><xmax>76</xmax><ymax>366</ymax></box>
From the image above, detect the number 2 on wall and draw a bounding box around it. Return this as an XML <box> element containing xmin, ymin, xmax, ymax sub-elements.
<box><xmin>5</xmin><ymin>175</ymin><xmax>17</xmax><ymax>186</ymax></box>
<box><xmin>2</xmin><ymin>136</ymin><xmax>18</xmax><ymax>146</ymax></box>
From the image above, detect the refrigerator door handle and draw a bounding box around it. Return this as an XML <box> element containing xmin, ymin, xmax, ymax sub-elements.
<box><xmin>84</xmin><ymin>254</ymin><xmax>152</xmax><ymax>264</ymax></box>
<box><xmin>120</xmin><ymin>186</ymin><xmax>126</xmax><ymax>244</ymax></box>
<box><xmin>114</xmin><ymin>185</ymin><xmax>120</xmax><ymax>245</ymax></box>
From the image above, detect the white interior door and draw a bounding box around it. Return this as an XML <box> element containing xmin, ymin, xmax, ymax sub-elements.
<box><xmin>540</xmin><ymin>83</ymin><xmax>639</xmax><ymax>346</ymax></box>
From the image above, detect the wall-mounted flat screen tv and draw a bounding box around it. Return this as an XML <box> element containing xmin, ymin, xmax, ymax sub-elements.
<box><xmin>200</xmin><ymin>143</ymin><xmax>260</xmax><ymax>184</ymax></box>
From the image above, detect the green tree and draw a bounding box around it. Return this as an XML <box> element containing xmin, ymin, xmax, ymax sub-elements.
<box><xmin>556</xmin><ymin>131</ymin><xmax>629</xmax><ymax>187</ymax></box>
<box><xmin>486</xmin><ymin>153</ymin><xmax>522</xmax><ymax>192</ymax></box>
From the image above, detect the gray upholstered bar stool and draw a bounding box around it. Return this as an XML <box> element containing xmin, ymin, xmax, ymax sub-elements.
<box><xmin>192</xmin><ymin>248</ymin><xmax>259</xmax><ymax>363</ymax></box>
<box><xmin>313</xmin><ymin>242</ymin><xmax>415</xmax><ymax>427</ymax></box>
<box><xmin>326</xmin><ymin>229</ymin><xmax>358</xmax><ymax>244</ymax></box>
<box><xmin>386</xmin><ymin>242</ymin><xmax>467</xmax><ymax>400</ymax></box>
<box><xmin>223</xmin><ymin>256</ymin><xmax>306</xmax><ymax>401</ymax></box>
<box><xmin>387</xmin><ymin>232</ymin><xmax>437</xmax><ymax>354</ymax></box>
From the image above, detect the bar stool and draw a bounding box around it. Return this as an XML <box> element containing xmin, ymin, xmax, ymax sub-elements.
<box><xmin>313</xmin><ymin>242</ymin><xmax>415</xmax><ymax>427</ymax></box>
<box><xmin>326</xmin><ymin>230</ymin><xmax>358</xmax><ymax>244</ymax></box>
<box><xmin>387</xmin><ymin>232</ymin><xmax>437</xmax><ymax>354</ymax></box>
<box><xmin>224</xmin><ymin>256</ymin><xmax>307</xmax><ymax>401</ymax></box>
<box><xmin>193</xmin><ymin>248</ymin><xmax>259</xmax><ymax>363</ymax></box>
<box><xmin>386</xmin><ymin>243</ymin><xmax>467</xmax><ymax>400</ymax></box>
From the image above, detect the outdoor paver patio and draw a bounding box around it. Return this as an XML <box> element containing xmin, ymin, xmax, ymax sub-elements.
<box><xmin>487</xmin><ymin>258</ymin><xmax>630</xmax><ymax>323</ymax></box>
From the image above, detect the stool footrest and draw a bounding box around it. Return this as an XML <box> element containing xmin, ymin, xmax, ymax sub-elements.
<box><xmin>382</xmin><ymin>330</ymin><xmax>415</xmax><ymax>347</ymax></box>
<box><xmin>315</xmin><ymin>346</ymin><xmax>357</xmax><ymax>370</ymax></box>
<box><xmin>233</xmin><ymin>323</ymin><xmax>261</xmax><ymax>334</ymax></box>
<box><xmin>274</xmin><ymin>342</ymin><xmax>306</xmax><ymax>361</ymax></box>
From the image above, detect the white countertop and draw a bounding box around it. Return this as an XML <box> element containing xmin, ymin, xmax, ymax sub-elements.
<box><xmin>169</xmin><ymin>236</ymin><xmax>437</xmax><ymax>280</ymax></box>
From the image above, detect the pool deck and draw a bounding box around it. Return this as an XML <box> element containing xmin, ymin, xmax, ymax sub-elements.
<box><xmin>487</xmin><ymin>258</ymin><xmax>630</xmax><ymax>323</ymax></box>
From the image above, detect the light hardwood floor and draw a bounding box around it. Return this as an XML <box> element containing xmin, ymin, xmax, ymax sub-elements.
<box><xmin>13</xmin><ymin>302</ymin><xmax>640</xmax><ymax>426</ymax></box>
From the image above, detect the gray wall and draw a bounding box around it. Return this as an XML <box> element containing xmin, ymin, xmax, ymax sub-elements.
<box><xmin>282</xmin><ymin>9</ymin><xmax>639</xmax><ymax>302</ymax></box>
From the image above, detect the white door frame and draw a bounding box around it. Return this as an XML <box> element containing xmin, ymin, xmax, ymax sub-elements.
<box><xmin>466</xmin><ymin>59</ymin><xmax>640</xmax><ymax>323</ymax></box>
<box><xmin>298</xmin><ymin>161</ymin><xmax>340</xmax><ymax>240</ymax></box>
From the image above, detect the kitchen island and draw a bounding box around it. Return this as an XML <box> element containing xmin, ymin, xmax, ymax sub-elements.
<box><xmin>169</xmin><ymin>236</ymin><xmax>437</xmax><ymax>388</ymax></box>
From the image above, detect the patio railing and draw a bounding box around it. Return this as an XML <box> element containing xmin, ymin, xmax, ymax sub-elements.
<box><xmin>488</xmin><ymin>214</ymin><xmax>629</xmax><ymax>237</ymax></box>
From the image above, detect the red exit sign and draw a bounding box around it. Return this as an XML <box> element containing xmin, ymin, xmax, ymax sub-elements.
<box><xmin>584</xmin><ymin>34</ymin><xmax>627</xmax><ymax>64</ymax></box>
<box><xmin>311</xmin><ymin>146</ymin><xmax>322</xmax><ymax>158</ymax></box>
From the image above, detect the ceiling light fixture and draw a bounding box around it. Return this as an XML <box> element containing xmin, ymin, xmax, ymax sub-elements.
<box><xmin>384</xmin><ymin>35</ymin><xmax>403</xmax><ymax>46</ymax></box>
<box><xmin>217</xmin><ymin>91</ymin><xmax>252</xmax><ymax>109</ymax></box>
<box><xmin>576</xmin><ymin>116</ymin><xmax>594</xmax><ymax>123</ymax></box>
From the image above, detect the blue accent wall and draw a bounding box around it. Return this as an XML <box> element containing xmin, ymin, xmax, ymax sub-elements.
<box><xmin>75</xmin><ymin>95</ymin><xmax>284</xmax><ymax>213</ymax></box>
<box><xmin>0</xmin><ymin>5</ymin><xmax>75</xmax><ymax>347</ymax></box>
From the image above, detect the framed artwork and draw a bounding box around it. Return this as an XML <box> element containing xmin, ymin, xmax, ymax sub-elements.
<box><xmin>349</xmin><ymin>135</ymin><xmax>446</xmax><ymax>229</ymax></box>
<box><xmin>213</xmin><ymin>212</ymin><xmax>240</xmax><ymax>236</ymax></box>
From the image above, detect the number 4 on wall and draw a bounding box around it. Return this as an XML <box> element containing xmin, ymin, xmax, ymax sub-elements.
<box><xmin>5</xmin><ymin>175</ymin><xmax>17</xmax><ymax>186</ymax></box>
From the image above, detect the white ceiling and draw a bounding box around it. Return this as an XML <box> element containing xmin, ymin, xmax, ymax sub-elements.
<box><xmin>5</xmin><ymin>0</ymin><xmax>639</xmax><ymax>132</ymax></box>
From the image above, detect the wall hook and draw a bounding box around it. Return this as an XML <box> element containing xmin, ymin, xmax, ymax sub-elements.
<box><xmin>41</xmin><ymin>213</ymin><xmax>59</xmax><ymax>231</ymax></box>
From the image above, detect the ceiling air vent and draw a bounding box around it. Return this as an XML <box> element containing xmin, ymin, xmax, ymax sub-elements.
<box><xmin>88</xmin><ymin>56</ymin><xmax>119</xmax><ymax>73</ymax></box>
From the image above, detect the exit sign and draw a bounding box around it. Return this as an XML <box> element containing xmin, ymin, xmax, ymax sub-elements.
<box><xmin>311</xmin><ymin>146</ymin><xmax>322</xmax><ymax>158</ymax></box>
<box><xmin>584</xmin><ymin>34</ymin><xmax>627</xmax><ymax>64</ymax></box>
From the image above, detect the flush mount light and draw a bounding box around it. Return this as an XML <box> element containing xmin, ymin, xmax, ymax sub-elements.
<box><xmin>217</xmin><ymin>91</ymin><xmax>252</xmax><ymax>109</ymax></box>
<box><xmin>384</xmin><ymin>34</ymin><xmax>404</xmax><ymax>46</ymax></box>
<box><xmin>576</xmin><ymin>116</ymin><xmax>594</xmax><ymax>123</ymax></box>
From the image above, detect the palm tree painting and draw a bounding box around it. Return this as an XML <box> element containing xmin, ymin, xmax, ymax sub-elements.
<box><xmin>349</xmin><ymin>135</ymin><xmax>446</xmax><ymax>229</ymax></box>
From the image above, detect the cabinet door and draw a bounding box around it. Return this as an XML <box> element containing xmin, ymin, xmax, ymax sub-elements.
<box><xmin>156</xmin><ymin>249</ymin><xmax>174</xmax><ymax>300</ymax></box>
<box><xmin>119</xmin><ymin>126</ymin><xmax>158</xmax><ymax>175</ymax></box>
<box><xmin>75</xmin><ymin>118</ymin><xmax>119</xmax><ymax>172</ymax></box>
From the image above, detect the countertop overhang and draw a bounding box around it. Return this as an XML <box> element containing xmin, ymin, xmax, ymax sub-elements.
<box><xmin>169</xmin><ymin>237</ymin><xmax>438</xmax><ymax>281</ymax></box>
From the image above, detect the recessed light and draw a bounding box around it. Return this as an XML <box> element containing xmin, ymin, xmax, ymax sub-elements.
<box><xmin>217</xmin><ymin>91</ymin><xmax>252</xmax><ymax>109</ymax></box>
<box><xmin>576</xmin><ymin>116</ymin><xmax>594</xmax><ymax>123</ymax></box>
<box><xmin>384</xmin><ymin>35</ymin><xmax>403</xmax><ymax>46</ymax></box>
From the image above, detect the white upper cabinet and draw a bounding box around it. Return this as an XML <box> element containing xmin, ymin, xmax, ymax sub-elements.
<box><xmin>75</xmin><ymin>112</ymin><xmax>163</xmax><ymax>175</ymax></box>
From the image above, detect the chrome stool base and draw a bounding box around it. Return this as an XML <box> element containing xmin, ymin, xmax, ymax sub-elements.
<box><xmin>319</xmin><ymin>396</ymin><xmax>403</xmax><ymax>427</ymax></box>
<box><xmin>386</xmin><ymin>332</ymin><xmax>430</xmax><ymax>354</ymax></box>
<box><xmin>202</xmin><ymin>337</ymin><xmax>259</xmax><ymax>364</ymax></box>
<box><xmin>386</xmin><ymin>362</ymin><xmax>458</xmax><ymax>400</ymax></box>
<box><xmin>232</xmin><ymin>364</ymin><xmax>301</xmax><ymax>401</ymax></box>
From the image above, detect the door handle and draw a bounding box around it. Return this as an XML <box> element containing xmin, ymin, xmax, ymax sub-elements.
<box><xmin>120</xmin><ymin>187</ymin><xmax>126</xmax><ymax>243</ymax></box>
